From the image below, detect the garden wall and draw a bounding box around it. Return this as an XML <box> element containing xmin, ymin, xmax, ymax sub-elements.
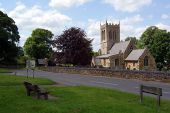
<box><xmin>39</xmin><ymin>67</ymin><xmax>170</xmax><ymax>83</ymax></box>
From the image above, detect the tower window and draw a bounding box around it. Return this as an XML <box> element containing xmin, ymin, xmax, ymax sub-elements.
<box><xmin>113</xmin><ymin>31</ymin><xmax>115</xmax><ymax>40</ymax></box>
<box><xmin>102</xmin><ymin>30</ymin><xmax>105</xmax><ymax>41</ymax></box>
<box><xmin>109</xmin><ymin>31</ymin><xmax>112</xmax><ymax>40</ymax></box>
<box><xmin>144</xmin><ymin>56</ymin><xmax>149</xmax><ymax>66</ymax></box>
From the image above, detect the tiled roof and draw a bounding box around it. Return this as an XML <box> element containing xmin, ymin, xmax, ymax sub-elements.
<box><xmin>96</xmin><ymin>41</ymin><xmax>131</xmax><ymax>59</ymax></box>
<box><xmin>109</xmin><ymin>41</ymin><xmax>130</xmax><ymax>55</ymax></box>
<box><xmin>125</xmin><ymin>49</ymin><xmax>146</xmax><ymax>61</ymax></box>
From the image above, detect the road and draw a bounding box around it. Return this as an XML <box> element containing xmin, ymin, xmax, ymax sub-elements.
<box><xmin>15</xmin><ymin>69</ymin><xmax>170</xmax><ymax>100</ymax></box>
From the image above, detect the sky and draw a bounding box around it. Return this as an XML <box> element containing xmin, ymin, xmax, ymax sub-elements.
<box><xmin>0</xmin><ymin>0</ymin><xmax>170</xmax><ymax>51</ymax></box>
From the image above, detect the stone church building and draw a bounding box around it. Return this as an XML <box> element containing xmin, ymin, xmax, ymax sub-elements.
<box><xmin>92</xmin><ymin>21</ymin><xmax>156</xmax><ymax>70</ymax></box>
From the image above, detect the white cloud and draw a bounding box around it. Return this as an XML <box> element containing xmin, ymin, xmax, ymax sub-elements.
<box><xmin>121</xmin><ymin>14</ymin><xmax>143</xmax><ymax>24</ymax></box>
<box><xmin>161</xmin><ymin>14</ymin><xmax>169</xmax><ymax>19</ymax></box>
<box><xmin>87</xmin><ymin>19</ymin><xmax>101</xmax><ymax>51</ymax></box>
<box><xmin>49</xmin><ymin>0</ymin><xmax>91</xmax><ymax>8</ymax></box>
<box><xmin>8</xmin><ymin>3</ymin><xmax>72</xmax><ymax>46</ymax></box>
<box><xmin>156</xmin><ymin>23</ymin><xmax>170</xmax><ymax>31</ymax></box>
<box><xmin>103</xmin><ymin>0</ymin><xmax>152</xmax><ymax>12</ymax></box>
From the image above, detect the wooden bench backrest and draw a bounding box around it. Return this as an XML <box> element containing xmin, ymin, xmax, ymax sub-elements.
<box><xmin>23</xmin><ymin>81</ymin><xmax>33</xmax><ymax>89</ymax></box>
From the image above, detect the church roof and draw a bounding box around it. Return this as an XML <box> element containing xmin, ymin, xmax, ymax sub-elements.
<box><xmin>109</xmin><ymin>41</ymin><xmax>130</xmax><ymax>55</ymax></box>
<box><xmin>96</xmin><ymin>40</ymin><xmax>131</xmax><ymax>59</ymax></box>
<box><xmin>125</xmin><ymin>49</ymin><xmax>146</xmax><ymax>61</ymax></box>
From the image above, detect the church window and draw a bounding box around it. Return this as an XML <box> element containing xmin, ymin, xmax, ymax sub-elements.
<box><xmin>102</xmin><ymin>30</ymin><xmax>105</xmax><ymax>41</ymax></box>
<box><xmin>109</xmin><ymin>31</ymin><xmax>112</xmax><ymax>40</ymax></box>
<box><xmin>115</xmin><ymin>59</ymin><xmax>119</xmax><ymax>66</ymax></box>
<box><xmin>113</xmin><ymin>31</ymin><xmax>115</xmax><ymax>40</ymax></box>
<box><xmin>144</xmin><ymin>56</ymin><xmax>149</xmax><ymax>66</ymax></box>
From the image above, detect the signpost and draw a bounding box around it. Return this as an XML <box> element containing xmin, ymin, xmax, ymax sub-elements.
<box><xmin>26</xmin><ymin>60</ymin><xmax>36</xmax><ymax>78</ymax></box>
<box><xmin>140</xmin><ymin>85</ymin><xmax>162</xmax><ymax>110</ymax></box>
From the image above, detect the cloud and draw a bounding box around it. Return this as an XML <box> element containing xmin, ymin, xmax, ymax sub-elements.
<box><xmin>161</xmin><ymin>14</ymin><xmax>169</xmax><ymax>19</ymax></box>
<box><xmin>49</xmin><ymin>0</ymin><xmax>91</xmax><ymax>8</ymax></box>
<box><xmin>8</xmin><ymin>3</ymin><xmax>72</xmax><ymax>46</ymax></box>
<box><xmin>103</xmin><ymin>0</ymin><xmax>152</xmax><ymax>12</ymax></box>
<box><xmin>87</xmin><ymin>19</ymin><xmax>101</xmax><ymax>51</ymax></box>
<box><xmin>156</xmin><ymin>23</ymin><xmax>170</xmax><ymax>31</ymax></box>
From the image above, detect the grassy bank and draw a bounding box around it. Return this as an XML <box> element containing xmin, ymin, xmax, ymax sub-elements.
<box><xmin>0</xmin><ymin>72</ymin><xmax>170</xmax><ymax>113</ymax></box>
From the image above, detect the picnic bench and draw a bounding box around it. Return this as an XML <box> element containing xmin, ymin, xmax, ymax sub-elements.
<box><xmin>140</xmin><ymin>84</ymin><xmax>162</xmax><ymax>108</ymax></box>
<box><xmin>23</xmin><ymin>81</ymin><xmax>49</xmax><ymax>100</ymax></box>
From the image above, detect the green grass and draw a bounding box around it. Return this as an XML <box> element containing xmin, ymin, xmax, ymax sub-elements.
<box><xmin>0</xmin><ymin>68</ymin><xmax>11</xmax><ymax>73</ymax></box>
<box><xmin>0</xmin><ymin>75</ymin><xmax>55</xmax><ymax>86</ymax></box>
<box><xmin>0</xmin><ymin>73</ymin><xmax>170</xmax><ymax>113</ymax></box>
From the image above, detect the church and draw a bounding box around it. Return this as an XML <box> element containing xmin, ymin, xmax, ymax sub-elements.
<box><xmin>92</xmin><ymin>21</ymin><xmax>156</xmax><ymax>70</ymax></box>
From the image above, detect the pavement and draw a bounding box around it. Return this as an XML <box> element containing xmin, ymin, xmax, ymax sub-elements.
<box><xmin>14</xmin><ymin>69</ymin><xmax>170</xmax><ymax>100</ymax></box>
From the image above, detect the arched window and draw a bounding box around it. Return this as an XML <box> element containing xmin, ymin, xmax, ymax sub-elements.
<box><xmin>112</xmin><ymin>31</ymin><xmax>115</xmax><ymax>40</ymax></box>
<box><xmin>102</xmin><ymin>30</ymin><xmax>105</xmax><ymax>40</ymax></box>
<box><xmin>109</xmin><ymin>31</ymin><xmax>112</xmax><ymax>40</ymax></box>
<box><xmin>144</xmin><ymin>56</ymin><xmax>149</xmax><ymax>66</ymax></box>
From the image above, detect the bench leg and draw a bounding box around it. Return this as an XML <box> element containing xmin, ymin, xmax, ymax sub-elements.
<box><xmin>44</xmin><ymin>94</ymin><xmax>48</xmax><ymax>100</ymax></box>
<box><xmin>27</xmin><ymin>90</ymin><xmax>31</xmax><ymax>96</ymax></box>
<box><xmin>37</xmin><ymin>93</ymin><xmax>41</xmax><ymax>99</ymax></box>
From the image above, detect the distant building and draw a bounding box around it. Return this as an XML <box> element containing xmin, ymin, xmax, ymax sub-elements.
<box><xmin>92</xmin><ymin>21</ymin><xmax>156</xmax><ymax>70</ymax></box>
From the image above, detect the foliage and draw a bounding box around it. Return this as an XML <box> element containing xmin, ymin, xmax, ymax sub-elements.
<box><xmin>92</xmin><ymin>51</ymin><xmax>99</xmax><ymax>56</ymax></box>
<box><xmin>0</xmin><ymin>11</ymin><xmax>20</xmax><ymax>64</ymax></box>
<box><xmin>24</xmin><ymin>28</ymin><xmax>54</xmax><ymax>59</ymax></box>
<box><xmin>125</xmin><ymin>37</ymin><xmax>142</xmax><ymax>48</ymax></box>
<box><xmin>55</xmin><ymin>27</ymin><xmax>93</xmax><ymax>66</ymax></box>
<box><xmin>140</xmin><ymin>26</ymin><xmax>170</xmax><ymax>70</ymax></box>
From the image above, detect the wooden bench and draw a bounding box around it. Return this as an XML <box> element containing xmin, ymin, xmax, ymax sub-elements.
<box><xmin>140</xmin><ymin>85</ymin><xmax>162</xmax><ymax>108</ymax></box>
<box><xmin>23</xmin><ymin>81</ymin><xmax>49</xmax><ymax>100</ymax></box>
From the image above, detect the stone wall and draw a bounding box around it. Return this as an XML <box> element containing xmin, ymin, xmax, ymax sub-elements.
<box><xmin>39</xmin><ymin>67</ymin><xmax>170</xmax><ymax>83</ymax></box>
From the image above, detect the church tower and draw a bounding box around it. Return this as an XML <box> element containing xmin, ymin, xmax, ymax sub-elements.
<box><xmin>100</xmin><ymin>21</ymin><xmax>120</xmax><ymax>55</ymax></box>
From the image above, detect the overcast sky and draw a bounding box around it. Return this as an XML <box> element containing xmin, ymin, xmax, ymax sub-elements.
<box><xmin>0</xmin><ymin>0</ymin><xmax>170</xmax><ymax>51</ymax></box>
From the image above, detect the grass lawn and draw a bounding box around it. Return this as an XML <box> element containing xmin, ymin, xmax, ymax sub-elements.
<box><xmin>0</xmin><ymin>68</ymin><xmax>12</xmax><ymax>73</ymax></box>
<box><xmin>0</xmin><ymin>72</ymin><xmax>170</xmax><ymax>113</ymax></box>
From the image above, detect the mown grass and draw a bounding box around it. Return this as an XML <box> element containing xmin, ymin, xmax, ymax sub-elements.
<box><xmin>0</xmin><ymin>72</ymin><xmax>170</xmax><ymax>113</ymax></box>
<box><xmin>0</xmin><ymin>75</ymin><xmax>55</xmax><ymax>86</ymax></box>
<box><xmin>0</xmin><ymin>68</ymin><xmax>12</xmax><ymax>73</ymax></box>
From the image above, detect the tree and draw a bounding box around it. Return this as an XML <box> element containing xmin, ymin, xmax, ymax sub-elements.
<box><xmin>0</xmin><ymin>11</ymin><xmax>20</xmax><ymax>64</ymax></box>
<box><xmin>55</xmin><ymin>27</ymin><xmax>93</xmax><ymax>66</ymax></box>
<box><xmin>24</xmin><ymin>28</ymin><xmax>54</xmax><ymax>60</ymax></box>
<box><xmin>140</xmin><ymin>26</ymin><xmax>170</xmax><ymax>70</ymax></box>
<box><xmin>125</xmin><ymin>37</ymin><xmax>141</xmax><ymax>48</ymax></box>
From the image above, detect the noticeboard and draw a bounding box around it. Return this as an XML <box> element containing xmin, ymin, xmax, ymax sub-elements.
<box><xmin>26</xmin><ymin>60</ymin><xmax>36</xmax><ymax>69</ymax></box>
<box><xmin>38</xmin><ymin>59</ymin><xmax>45</xmax><ymax>65</ymax></box>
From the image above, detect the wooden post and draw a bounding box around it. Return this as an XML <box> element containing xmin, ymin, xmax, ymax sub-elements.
<box><xmin>140</xmin><ymin>85</ymin><xmax>143</xmax><ymax>103</ymax></box>
<box><xmin>27</xmin><ymin>69</ymin><xmax>28</xmax><ymax>78</ymax></box>
<box><xmin>32</xmin><ymin>69</ymin><xmax>35</xmax><ymax>78</ymax></box>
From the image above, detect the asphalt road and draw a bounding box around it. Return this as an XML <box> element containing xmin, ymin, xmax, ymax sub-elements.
<box><xmin>15</xmin><ymin>69</ymin><xmax>170</xmax><ymax>100</ymax></box>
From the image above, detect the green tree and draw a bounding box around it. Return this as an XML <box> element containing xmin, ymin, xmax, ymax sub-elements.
<box><xmin>125</xmin><ymin>37</ymin><xmax>142</xmax><ymax>48</ymax></box>
<box><xmin>140</xmin><ymin>26</ymin><xmax>170</xmax><ymax>70</ymax></box>
<box><xmin>55</xmin><ymin>27</ymin><xmax>93</xmax><ymax>66</ymax></box>
<box><xmin>0</xmin><ymin>11</ymin><xmax>20</xmax><ymax>64</ymax></box>
<box><xmin>24</xmin><ymin>28</ymin><xmax>54</xmax><ymax>59</ymax></box>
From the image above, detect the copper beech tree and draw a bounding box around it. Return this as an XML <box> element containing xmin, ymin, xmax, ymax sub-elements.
<box><xmin>54</xmin><ymin>27</ymin><xmax>93</xmax><ymax>66</ymax></box>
